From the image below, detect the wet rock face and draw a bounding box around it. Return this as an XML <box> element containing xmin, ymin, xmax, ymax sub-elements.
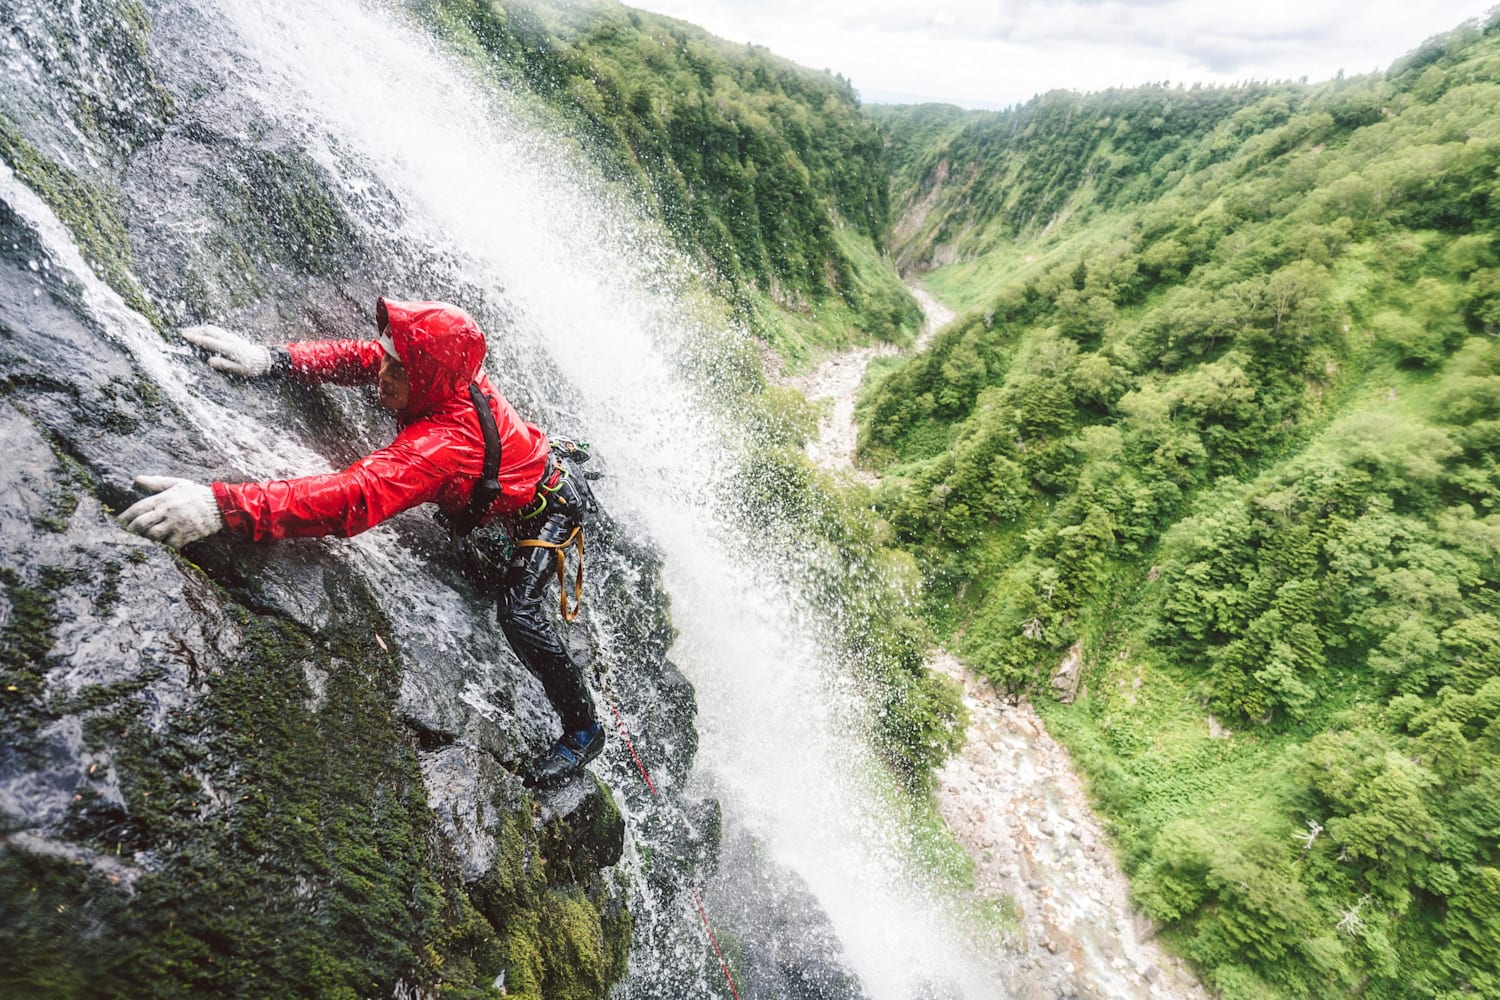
<box><xmin>539</xmin><ymin>773</ymin><xmax>627</xmax><ymax>881</ymax></box>
<box><xmin>0</xmin><ymin>403</ymin><xmax>208</xmax><ymax>842</ymax></box>
<box><xmin>0</xmin><ymin>326</ymin><xmax>644</xmax><ymax>996</ymax></box>
<box><xmin>0</xmin><ymin>3</ymin><xmax>708</xmax><ymax>996</ymax></box>
<box><xmin>0</xmin><ymin>367</ymin><xmax>452</xmax><ymax>994</ymax></box>
<box><xmin>707</xmin><ymin>827</ymin><xmax>872</xmax><ymax>1000</ymax></box>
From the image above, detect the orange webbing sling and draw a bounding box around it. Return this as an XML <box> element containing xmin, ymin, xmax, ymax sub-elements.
<box><xmin>515</xmin><ymin>525</ymin><xmax>585</xmax><ymax>622</ymax></box>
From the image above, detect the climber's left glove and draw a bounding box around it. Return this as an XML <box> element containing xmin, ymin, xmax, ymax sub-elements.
<box><xmin>119</xmin><ymin>475</ymin><xmax>223</xmax><ymax>548</ymax></box>
<box><xmin>181</xmin><ymin>324</ymin><xmax>275</xmax><ymax>378</ymax></box>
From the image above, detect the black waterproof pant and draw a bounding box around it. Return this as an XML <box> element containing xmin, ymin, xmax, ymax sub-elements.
<box><xmin>497</xmin><ymin>466</ymin><xmax>596</xmax><ymax>733</ymax></box>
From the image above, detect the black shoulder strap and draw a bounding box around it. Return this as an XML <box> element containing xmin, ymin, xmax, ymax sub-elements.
<box><xmin>450</xmin><ymin>382</ymin><xmax>502</xmax><ymax>536</ymax></box>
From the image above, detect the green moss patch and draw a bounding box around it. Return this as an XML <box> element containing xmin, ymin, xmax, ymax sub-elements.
<box><xmin>0</xmin><ymin>558</ymin><xmax>632</xmax><ymax>998</ymax></box>
<box><xmin>0</xmin><ymin>114</ymin><xmax>159</xmax><ymax>327</ymax></box>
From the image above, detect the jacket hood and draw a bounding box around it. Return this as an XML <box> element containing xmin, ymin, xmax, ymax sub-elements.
<box><xmin>376</xmin><ymin>298</ymin><xmax>487</xmax><ymax>419</ymax></box>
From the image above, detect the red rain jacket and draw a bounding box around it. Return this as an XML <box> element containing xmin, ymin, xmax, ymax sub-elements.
<box><xmin>213</xmin><ymin>298</ymin><xmax>550</xmax><ymax>541</ymax></box>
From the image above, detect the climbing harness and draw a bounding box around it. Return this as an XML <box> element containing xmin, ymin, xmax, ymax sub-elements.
<box><xmin>516</xmin><ymin>457</ymin><xmax>570</xmax><ymax>522</ymax></box>
<box><xmin>510</xmin><ymin>439</ymin><xmax>602</xmax><ymax>620</ymax></box>
<box><xmin>442</xmin><ymin>423</ymin><xmax>601</xmax><ymax>609</ymax></box>
<box><xmin>518</xmin><ymin>440</ymin><xmax>600</xmax><ymax>520</ymax></box>
<box><xmin>516</xmin><ymin>525</ymin><xmax>586</xmax><ymax>622</ymax></box>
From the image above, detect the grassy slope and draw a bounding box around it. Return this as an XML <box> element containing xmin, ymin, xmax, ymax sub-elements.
<box><xmin>864</xmin><ymin>13</ymin><xmax>1500</xmax><ymax>999</ymax></box>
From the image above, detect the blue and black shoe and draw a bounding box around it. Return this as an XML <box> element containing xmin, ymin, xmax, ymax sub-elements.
<box><xmin>526</xmin><ymin>723</ymin><xmax>605</xmax><ymax>788</ymax></box>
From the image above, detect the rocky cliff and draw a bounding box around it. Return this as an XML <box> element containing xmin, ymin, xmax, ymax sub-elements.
<box><xmin>0</xmin><ymin>2</ymin><xmax>718</xmax><ymax>996</ymax></box>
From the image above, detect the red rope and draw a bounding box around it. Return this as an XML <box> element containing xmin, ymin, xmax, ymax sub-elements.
<box><xmin>691</xmin><ymin>887</ymin><xmax>742</xmax><ymax>1000</ymax></box>
<box><xmin>609</xmin><ymin>702</ymin><xmax>657</xmax><ymax>796</ymax></box>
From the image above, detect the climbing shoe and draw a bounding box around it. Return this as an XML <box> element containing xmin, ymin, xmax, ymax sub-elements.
<box><xmin>526</xmin><ymin>723</ymin><xmax>605</xmax><ymax>788</ymax></box>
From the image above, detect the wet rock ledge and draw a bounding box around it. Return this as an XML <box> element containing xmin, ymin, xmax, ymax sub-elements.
<box><xmin>0</xmin><ymin>393</ymin><xmax>634</xmax><ymax>998</ymax></box>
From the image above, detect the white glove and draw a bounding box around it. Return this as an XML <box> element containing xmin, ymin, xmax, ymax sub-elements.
<box><xmin>119</xmin><ymin>476</ymin><xmax>224</xmax><ymax>548</ymax></box>
<box><xmin>181</xmin><ymin>324</ymin><xmax>272</xmax><ymax>377</ymax></box>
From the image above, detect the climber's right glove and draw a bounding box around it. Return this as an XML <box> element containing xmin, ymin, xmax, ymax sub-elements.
<box><xmin>181</xmin><ymin>324</ymin><xmax>275</xmax><ymax>378</ymax></box>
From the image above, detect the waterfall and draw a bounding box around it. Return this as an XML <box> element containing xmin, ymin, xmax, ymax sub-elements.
<box><xmin>2</xmin><ymin>0</ymin><xmax>1008</xmax><ymax>995</ymax></box>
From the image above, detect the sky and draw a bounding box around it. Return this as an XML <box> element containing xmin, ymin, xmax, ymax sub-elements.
<box><xmin>627</xmin><ymin>0</ymin><xmax>1499</xmax><ymax>109</ymax></box>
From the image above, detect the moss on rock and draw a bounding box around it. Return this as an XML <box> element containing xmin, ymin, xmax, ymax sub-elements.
<box><xmin>468</xmin><ymin>785</ymin><xmax>630</xmax><ymax>1000</ymax></box>
<box><xmin>0</xmin><ymin>114</ymin><xmax>160</xmax><ymax>327</ymax></box>
<box><xmin>239</xmin><ymin>149</ymin><xmax>358</xmax><ymax>277</ymax></box>
<box><xmin>3</xmin><ymin>573</ymin><xmax>420</xmax><ymax>994</ymax></box>
<box><xmin>540</xmin><ymin>774</ymin><xmax>626</xmax><ymax>886</ymax></box>
<box><xmin>0</xmin><ymin>565</ymin><xmax>66</xmax><ymax>742</ymax></box>
<box><xmin>0</xmin><ymin>540</ymin><xmax>632</xmax><ymax>1000</ymax></box>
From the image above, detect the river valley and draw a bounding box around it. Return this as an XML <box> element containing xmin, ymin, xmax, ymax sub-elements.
<box><xmin>784</xmin><ymin>284</ymin><xmax>1209</xmax><ymax>1000</ymax></box>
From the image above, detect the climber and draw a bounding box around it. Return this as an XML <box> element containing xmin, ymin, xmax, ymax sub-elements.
<box><xmin>118</xmin><ymin>298</ymin><xmax>604</xmax><ymax>788</ymax></box>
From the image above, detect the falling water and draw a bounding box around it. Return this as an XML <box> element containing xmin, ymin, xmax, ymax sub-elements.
<box><xmin>8</xmin><ymin>0</ymin><xmax>1011</xmax><ymax>995</ymax></box>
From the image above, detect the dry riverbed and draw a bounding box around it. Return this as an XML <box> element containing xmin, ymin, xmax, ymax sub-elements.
<box><xmin>931</xmin><ymin>651</ymin><xmax>1204</xmax><ymax>1000</ymax></box>
<box><xmin>783</xmin><ymin>285</ymin><xmax>952</xmax><ymax>481</ymax></box>
<box><xmin>781</xmin><ymin>283</ymin><xmax>1207</xmax><ymax>1000</ymax></box>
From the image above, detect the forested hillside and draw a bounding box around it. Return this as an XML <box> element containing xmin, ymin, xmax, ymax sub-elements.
<box><xmin>863</xmin><ymin>12</ymin><xmax>1500</xmax><ymax>999</ymax></box>
<box><xmin>874</xmin><ymin>82</ymin><xmax>1307</xmax><ymax>272</ymax></box>
<box><xmin>409</xmin><ymin>0</ymin><xmax>920</xmax><ymax>354</ymax></box>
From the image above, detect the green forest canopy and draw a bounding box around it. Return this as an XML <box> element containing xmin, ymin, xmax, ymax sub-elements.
<box><xmin>862</xmin><ymin>11</ymin><xmax>1500</xmax><ymax>999</ymax></box>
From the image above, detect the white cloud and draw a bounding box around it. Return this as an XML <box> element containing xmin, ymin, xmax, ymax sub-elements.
<box><xmin>626</xmin><ymin>0</ymin><xmax>1498</xmax><ymax>107</ymax></box>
